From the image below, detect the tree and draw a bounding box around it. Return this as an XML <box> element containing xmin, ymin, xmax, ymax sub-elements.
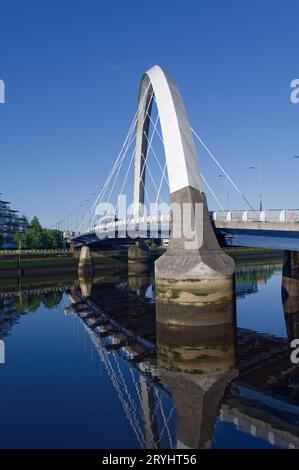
<box><xmin>12</xmin><ymin>231</ymin><xmax>27</xmax><ymax>248</ymax></box>
<box><xmin>12</xmin><ymin>215</ymin><xmax>64</xmax><ymax>249</ymax></box>
<box><xmin>42</xmin><ymin>229</ymin><xmax>62</xmax><ymax>249</ymax></box>
<box><xmin>30</xmin><ymin>216</ymin><xmax>43</xmax><ymax>232</ymax></box>
<box><xmin>20</xmin><ymin>214</ymin><xmax>29</xmax><ymax>227</ymax></box>
<box><xmin>25</xmin><ymin>218</ymin><xmax>43</xmax><ymax>248</ymax></box>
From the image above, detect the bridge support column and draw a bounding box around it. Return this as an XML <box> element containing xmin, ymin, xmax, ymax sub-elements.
<box><xmin>282</xmin><ymin>250</ymin><xmax>299</xmax><ymax>341</ymax></box>
<box><xmin>128</xmin><ymin>242</ymin><xmax>150</xmax><ymax>274</ymax></box>
<box><xmin>155</xmin><ymin>187</ymin><xmax>235</xmax><ymax>305</ymax></box>
<box><xmin>78</xmin><ymin>246</ymin><xmax>94</xmax><ymax>277</ymax></box>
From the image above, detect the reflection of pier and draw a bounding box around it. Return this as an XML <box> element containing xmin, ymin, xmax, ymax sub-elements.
<box><xmin>1</xmin><ymin>259</ymin><xmax>299</xmax><ymax>449</ymax></box>
<box><xmin>65</xmin><ymin>271</ymin><xmax>299</xmax><ymax>449</ymax></box>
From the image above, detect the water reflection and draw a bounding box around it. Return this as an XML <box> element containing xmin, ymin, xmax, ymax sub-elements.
<box><xmin>1</xmin><ymin>255</ymin><xmax>299</xmax><ymax>449</ymax></box>
<box><xmin>282</xmin><ymin>251</ymin><xmax>299</xmax><ymax>341</ymax></box>
<box><xmin>156</xmin><ymin>298</ymin><xmax>237</xmax><ymax>449</ymax></box>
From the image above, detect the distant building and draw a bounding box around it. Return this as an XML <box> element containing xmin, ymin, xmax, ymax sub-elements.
<box><xmin>0</xmin><ymin>198</ymin><xmax>28</xmax><ymax>248</ymax></box>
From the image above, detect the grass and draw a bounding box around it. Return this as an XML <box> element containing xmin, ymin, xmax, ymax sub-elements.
<box><xmin>0</xmin><ymin>257</ymin><xmax>77</xmax><ymax>269</ymax></box>
<box><xmin>225</xmin><ymin>247</ymin><xmax>282</xmax><ymax>256</ymax></box>
<box><xmin>170</xmin><ymin>288</ymin><xmax>181</xmax><ymax>299</ymax></box>
<box><xmin>156</xmin><ymin>286</ymin><xmax>166</xmax><ymax>295</ymax></box>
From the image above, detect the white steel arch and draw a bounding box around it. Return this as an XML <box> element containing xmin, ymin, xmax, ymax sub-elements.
<box><xmin>133</xmin><ymin>65</ymin><xmax>203</xmax><ymax>211</ymax></box>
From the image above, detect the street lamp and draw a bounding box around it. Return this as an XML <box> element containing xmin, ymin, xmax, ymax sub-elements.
<box><xmin>249</xmin><ymin>164</ymin><xmax>263</xmax><ymax>211</ymax></box>
<box><xmin>218</xmin><ymin>174</ymin><xmax>230</xmax><ymax>210</ymax></box>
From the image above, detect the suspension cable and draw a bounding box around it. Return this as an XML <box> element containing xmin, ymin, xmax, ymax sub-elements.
<box><xmin>86</xmin><ymin>89</ymin><xmax>154</xmax><ymax>231</ymax></box>
<box><xmin>200</xmin><ymin>172</ymin><xmax>224</xmax><ymax>211</ymax></box>
<box><xmin>80</xmin><ymin>82</ymin><xmax>152</xmax><ymax>232</ymax></box>
<box><xmin>191</xmin><ymin>128</ymin><xmax>256</xmax><ymax>212</ymax></box>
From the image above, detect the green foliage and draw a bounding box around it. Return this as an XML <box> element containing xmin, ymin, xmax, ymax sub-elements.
<box><xmin>170</xmin><ymin>288</ymin><xmax>181</xmax><ymax>299</ymax></box>
<box><xmin>42</xmin><ymin>291</ymin><xmax>63</xmax><ymax>309</ymax></box>
<box><xmin>14</xmin><ymin>293</ymin><xmax>43</xmax><ymax>312</ymax></box>
<box><xmin>13</xmin><ymin>216</ymin><xmax>63</xmax><ymax>249</ymax></box>
<box><xmin>13</xmin><ymin>291</ymin><xmax>63</xmax><ymax>313</ymax></box>
<box><xmin>12</xmin><ymin>231</ymin><xmax>27</xmax><ymax>248</ymax></box>
<box><xmin>42</xmin><ymin>229</ymin><xmax>62</xmax><ymax>249</ymax></box>
<box><xmin>144</xmin><ymin>239</ymin><xmax>157</xmax><ymax>251</ymax></box>
<box><xmin>20</xmin><ymin>214</ymin><xmax>29</xmax><ymax>226</ymax></box>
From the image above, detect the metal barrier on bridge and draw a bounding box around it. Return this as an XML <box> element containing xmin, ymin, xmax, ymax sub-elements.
<box><xmin>212</xmin><ymin>210</ymin><xmax>299</xmax><ymax>223</ymax></box>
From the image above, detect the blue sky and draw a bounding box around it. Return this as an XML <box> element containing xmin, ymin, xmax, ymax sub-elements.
<box><xmin>0</xmin><ymin>0</ymin><xmax>299</xmax><ymax>228</ymax></box>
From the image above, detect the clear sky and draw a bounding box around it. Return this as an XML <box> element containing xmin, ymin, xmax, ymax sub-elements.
<box><xmin>0</xmin><ymin>0</ymin><xmax>299</xmax><ymax>228</ymax></box>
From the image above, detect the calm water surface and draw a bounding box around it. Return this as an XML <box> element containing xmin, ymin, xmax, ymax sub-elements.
<box><xmin>0</xmin><ymin>255</ymin><xmax>298</xmax><ymax>449</ymax></box>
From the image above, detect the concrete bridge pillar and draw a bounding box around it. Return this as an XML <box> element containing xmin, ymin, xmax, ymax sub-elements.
<box><xmin>155</xmin><ymin>187</ymin><xmax>235</xmax><ymax>305</ymax></box>
<box><xmin>282</xmin><ymin>250</ymin><xmax>299</xmax><ymax>341</ymax></box>
<box><xmin>78</xmin><ymin>246</ymin><xmax>94</xmax><ymax>277</ymax></box>
<box><xmin>128</xmin><ymin>241</ymin><xmax>151</xmax><ymax>274</ymax></box>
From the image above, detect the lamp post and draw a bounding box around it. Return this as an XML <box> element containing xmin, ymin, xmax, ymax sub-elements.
<box><xmin>17</xmin><ymin>240</ymin><xmax>22</xmax><ymax>278</ymax></box>
<box><xmin>249</xmin><ymin>164</ymin><xmax>263</xmax><ymax>211</ymax></box>
<box><xmin>218</xmin><ymin>174</ymin><xmax>230</xmax><ymax>210</ymax></box>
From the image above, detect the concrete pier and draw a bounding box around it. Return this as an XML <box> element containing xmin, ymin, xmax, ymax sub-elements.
<box><xmin>78</xmin><ymin>246</ymin><xmax>94</xmax><ymax>277</ymax></box>
<box><xmin>155</xmin><ymin>186</ymin><xmax>235</xmax><ymax>305</ymax></box>
<box><xmin>128</xmin><ymin>242</ymin><xmax>151</xmax><ymax>274</ymax></box>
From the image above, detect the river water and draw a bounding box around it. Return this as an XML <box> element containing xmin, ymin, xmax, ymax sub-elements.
<box><xmin>0</xmin><ymin>253</ymin><xmax>298</xmax><ymax>449</ymax></box>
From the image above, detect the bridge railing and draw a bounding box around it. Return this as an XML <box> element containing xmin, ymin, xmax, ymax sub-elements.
<box><xmin>213</xmin><ymin>210</ymin><xmax>299</xmax><ymax>223</ymax></box>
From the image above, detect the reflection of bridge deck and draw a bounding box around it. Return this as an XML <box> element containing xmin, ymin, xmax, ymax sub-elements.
<box><xmin>1</xmin><ymin>275</ymin><xmax>299</xmax><ymax>449</ymax></box>
<box><xmin>221</xmin><ymin>328</ymin><xmax>299</xmax><ymax>449</ymax></box>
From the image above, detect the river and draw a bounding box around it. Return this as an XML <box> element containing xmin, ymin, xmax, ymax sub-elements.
<box><xmin>0</xmin><ymin>252</ymin><xmax>298</xmax><ymax>449</ymax></box>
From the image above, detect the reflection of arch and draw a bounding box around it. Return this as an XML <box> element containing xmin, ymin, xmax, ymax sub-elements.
<box><xmin>133</xmin><ymin>65</ymin><xmax>202</xmax><ymax>211</ymax></box>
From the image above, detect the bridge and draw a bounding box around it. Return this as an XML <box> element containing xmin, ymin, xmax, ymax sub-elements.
<box><xmin>70</xmin><ymin>66</ymin><xmax>299</xmax><ymax>253</ymax></box>
<box><xmin>74</xmin><ymin>209</ymin><xmax>299</xmax><ymax>251</ymax></box>
<box><xmin>57</xmin><ymin>64</ymin><xmax>299</xmax><ymax>304</ymax></box>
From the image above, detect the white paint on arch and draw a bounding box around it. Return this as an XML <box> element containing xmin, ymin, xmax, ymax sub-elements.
<box><xmin>133</xmin><ymin>65</ymin><xmax>202</xmax><ymax>211</ymax></box>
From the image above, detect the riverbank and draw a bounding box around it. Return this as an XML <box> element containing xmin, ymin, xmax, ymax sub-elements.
<box><xmin>0</xmin><ymin>247</ymin><xmax>283</xmax><ymax>278</ymax></box>
<box><xmin>0</xmin><ymin>249</ymin><xmax>127</xmax><ymax>278</ymax></box>
<box><xmin>224</xmin><ymin>247</ymin><xmax>283</xmax><ymax>265</ymax></box>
